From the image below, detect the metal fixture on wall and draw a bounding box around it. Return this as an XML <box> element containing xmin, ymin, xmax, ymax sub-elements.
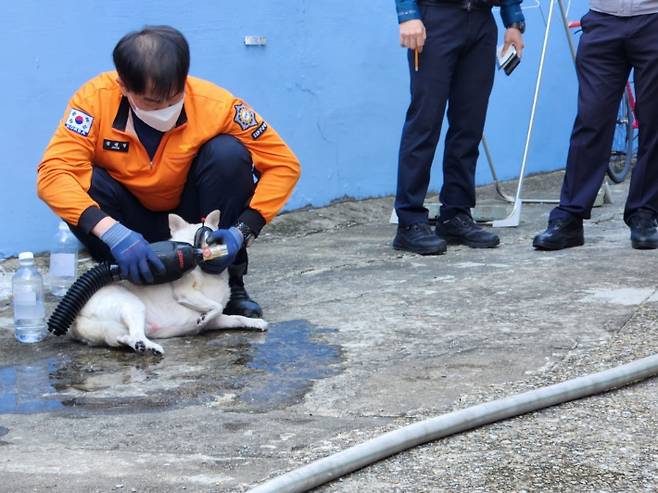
<box><xmin>244</xmin><ymin>36</ymin><xmax>267</xmax><ymax>46</ymax></box>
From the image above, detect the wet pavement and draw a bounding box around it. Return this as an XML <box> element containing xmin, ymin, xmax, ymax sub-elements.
<box><xmin>0</xmin><ymin>171</ymin><xmax>657</xmax><ymax>492</ymax></box>
<box><xmin>0</xmin><ymin>320</ymin><xmax>342</xmax><ymax>415</ymax></box>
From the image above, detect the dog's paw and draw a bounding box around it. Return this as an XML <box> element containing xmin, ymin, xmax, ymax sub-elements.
<box><xmin>196</xmin><ymin>313</ymin><xmax>207</xmax><ymax>326</ymax></box>
<box><xmin>141</xmin><ymin>339</ymin><xmax>164</xmax><ymax>356</ymax></box>
<box><xmin>117</xmin><ymin>335</ymin><xmax>144</xmax><ymax>352</ymax></box>
<box><xmin>117</xmin><ymin>336</ymin><xmax>164</xmax><ymax>356</ymax></box>
<box><xmin>147</xmin><ymin>342</ymin><xmax>164</xmax><ymax>356</ymax></box>
<box><xmin>247</xmin><ymin>318</ymin><xmax>268</xmax><ymax>332</ymax></box>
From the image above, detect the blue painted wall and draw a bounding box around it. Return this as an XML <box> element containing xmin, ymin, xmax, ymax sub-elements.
<box><xmin>0</xmin><ymin>0</ymin><xmax>588</xmax><ymax>257</ymax></box>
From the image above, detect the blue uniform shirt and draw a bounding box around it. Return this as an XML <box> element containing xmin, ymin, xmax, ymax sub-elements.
<box><xmin>395</xmin><ymin>0</ymin><xmax>525</xmax><ymax>27</ymax></box>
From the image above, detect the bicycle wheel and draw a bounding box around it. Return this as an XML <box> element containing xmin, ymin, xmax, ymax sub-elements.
<box><xmin>607</xmin><ymin>90</ymin><xmax>634</xmax><ymax>184</ymax></box>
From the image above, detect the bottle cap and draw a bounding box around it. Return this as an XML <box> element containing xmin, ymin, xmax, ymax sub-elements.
<box><xmin>18</xmin><ymin>252</ymin><xmax>34</xmax><ymax>261</ymax></box>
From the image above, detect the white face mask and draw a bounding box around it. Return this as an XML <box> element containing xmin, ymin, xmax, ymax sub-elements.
<box><xmin>128</xmin><ymin>95</ymin><xmax>184</xmax><ymax>132</ymax></box>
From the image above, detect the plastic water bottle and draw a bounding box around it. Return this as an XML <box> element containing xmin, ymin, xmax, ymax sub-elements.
<box><xmin>49</xmin><ymin>221</ymin><xmax>79</xmax><ymax>297</ymax></box>
<box><xmin>12</xmin><ymin>252</ymin><xmax>47</xmax><ymax>343</ymax></box>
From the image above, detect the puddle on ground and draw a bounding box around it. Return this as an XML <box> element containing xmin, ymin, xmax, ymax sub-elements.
<box><xmin>0</xmin><ymin>320</ymin><xmax>342</xmax><ymax>415</ymax></box>
<box><xmin>239</xmin><ymin>320</ymin><xmax>341</xmax><ymax>408</ymax></box>
<box><xmin>0</xmin><ymin>358</ymin><xmax>64</xmax><ymax>414</ymax></box>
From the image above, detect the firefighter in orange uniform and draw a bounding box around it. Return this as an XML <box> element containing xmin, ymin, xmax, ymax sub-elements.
<box><xmin>37</xmin><ymin>25</ymin><xmax>301</xmax><ymax>318</ymax></box>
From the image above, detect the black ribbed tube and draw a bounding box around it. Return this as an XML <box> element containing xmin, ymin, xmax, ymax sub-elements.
<box><xmin>48</xmin><ymin>262</ymin><xmax>120</xmax><ymax>336</ymax></box>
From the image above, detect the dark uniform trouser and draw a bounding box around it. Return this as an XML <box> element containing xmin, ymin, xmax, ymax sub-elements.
<box><xmin>551</xmin><ymin>10</ymin><xmax>658</xmax><ymax>224</ymax></box>
<box><xmin>69</xmin><ymin>134</ymin><xmax>256</xmax><ymax>265</ymax></box>
<box><xmin>395</xmin><ymin>3</ymin><xmax>497</xmax><ymax>227</ymax></box>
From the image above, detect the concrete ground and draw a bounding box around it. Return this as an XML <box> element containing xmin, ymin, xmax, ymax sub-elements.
<box><xmin>0</xmin><ymin>172</ymin><xmax>657</xmax><ymax>492</ymax></box>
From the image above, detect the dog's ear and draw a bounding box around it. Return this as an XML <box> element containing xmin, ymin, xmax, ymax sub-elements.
<box><xmin>206</xmin><ymin>209</ymin><xmax>221</xmax><ymax>230</ymax></box>
<box><xmin>168</xmin><ymin>213</ymin><xmax>188</xmax><ymax>234</ymax></box>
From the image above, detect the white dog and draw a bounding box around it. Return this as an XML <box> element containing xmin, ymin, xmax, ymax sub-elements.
<box><xmin>70</xmin><ymin>210</ymin><xmax>267</xmax><ymax>355</ymax></box>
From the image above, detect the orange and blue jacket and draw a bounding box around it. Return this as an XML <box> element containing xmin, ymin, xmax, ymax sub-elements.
<box><xmin>37</xmin><ymin>71</ymin><xmax>301</xmax><ymax>235</ymax></box>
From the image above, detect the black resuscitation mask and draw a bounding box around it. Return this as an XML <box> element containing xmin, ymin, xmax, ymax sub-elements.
<box><xmin>193</xmin><ymin>217</ymin><xmax>228</xmax><ymax>273</ymax></box>
<box><xmin>194</xmin><ymin>218</ymin><xmax>213</xmax><ymax>249</ymax></box>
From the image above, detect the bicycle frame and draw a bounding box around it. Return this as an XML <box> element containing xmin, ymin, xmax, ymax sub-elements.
<box><xmin>626</xmin><ymin>82</ymin><xmax>638</xmax><ymax>129</ymax></box>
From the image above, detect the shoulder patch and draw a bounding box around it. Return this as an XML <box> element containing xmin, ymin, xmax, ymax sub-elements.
<box><xmin>233</xmin><ymin>104</ymin><xmax>259</xmax><ymax>130</ymax></box>
<box><xmin>64</xmin><ymin>108</ymin><xmax>94</xmax><ymax>137</ymax></box>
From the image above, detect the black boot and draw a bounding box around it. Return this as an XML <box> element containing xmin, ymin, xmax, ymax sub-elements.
<box><xmin>393</xmin><ymin>223</ymin><xmax>447</xmax><ymax>255</ymax></box>
<box><xmin>436</xmin><ymin>213</ymin><xmax>500</xmax><ymax>248</ymax></box>
<box><xmin>533</xmin><ymin>217</ymin><xmax>584</xmax><ymax>250</ymax></box>
<box><xmin>223</xmin><ymin>263</ymin><xmax>263</xmax><ymax>318</ymax></box>
<box><xmin>628</xmin><ymin>211</ymin><xmax>658</xmax><ymax>249</ymax></box>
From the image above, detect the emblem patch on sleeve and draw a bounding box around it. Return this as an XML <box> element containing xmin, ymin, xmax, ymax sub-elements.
<box><xmin>64</xmin><ymin>109</ymin><xmax>94</xmax><ymax>137</ymax></box>
<box><xmin>233</xmin><ymin>104</ymin><xmax>259</xmax><ymax>130</ymax></box>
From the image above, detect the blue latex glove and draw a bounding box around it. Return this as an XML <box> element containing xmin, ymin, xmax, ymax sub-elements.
<box><xmin>100</xmin><ymin>223</ymin><xmax>165</xmax><ymax>284</ymax></box>
<box><xmin>202</xmin><ymin>227</ymin><xmax>244</xmax><ymax>274</ymax></box>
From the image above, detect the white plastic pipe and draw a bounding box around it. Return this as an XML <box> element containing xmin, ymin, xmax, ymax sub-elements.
<box><xmin>248</xmin><ymin>353</ymin><xmax>658</xmax><ymax>493</ymax></box>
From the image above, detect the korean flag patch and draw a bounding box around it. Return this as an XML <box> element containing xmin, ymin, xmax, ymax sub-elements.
<box><xmin>64</xmin><ymin>108</ymin><xmax>94</xmax><ymax>137</ymax></box>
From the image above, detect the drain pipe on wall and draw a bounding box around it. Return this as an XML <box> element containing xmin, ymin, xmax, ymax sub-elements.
<box><xmin>247</xmin><ymin>353</ymin><xmax>658</xmax><ymax>493</ymax></box>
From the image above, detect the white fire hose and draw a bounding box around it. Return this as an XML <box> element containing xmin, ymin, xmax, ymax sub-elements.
<box><xmin>248</xmin><ymin>353</ymin><xmax>658</xmax><ymax>493</ymax></box>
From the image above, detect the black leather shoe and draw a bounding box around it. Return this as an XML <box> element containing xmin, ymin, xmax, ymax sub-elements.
<box><xmin>533</xmin><ymin>217</ymin><xmax>584</xmax><ymax>250</ymax></box>
<box><xmin>436</xmin><ymin>213</ymin><xmax>500</xmax><ymax>248</ymax></box>
<box><xmin>628</xmin><ymin>212</ymin><xmax>658</xmax><ymax>249</ymax></box>
<box><xmin>223</xmin><ymin>263</ymin><xmax>263</xmax><ymax>318</ymax></box>
<box><xmin>393</xmin><ymin>223</ymin><xmax>447</xmax><ymax>255</ymax></box>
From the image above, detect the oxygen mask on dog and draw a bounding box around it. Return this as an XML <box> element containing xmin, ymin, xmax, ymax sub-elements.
<box><xmin>194</xmin><ymin>219</ymin><xmax>229</xmax><ymax>261</ymax></box>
